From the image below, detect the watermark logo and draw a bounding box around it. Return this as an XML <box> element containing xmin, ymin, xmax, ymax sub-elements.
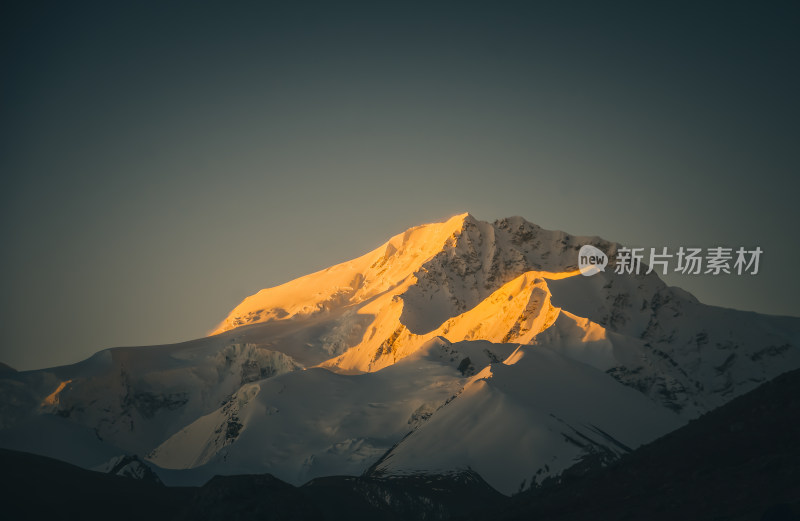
<box><xmin>578</xmin><ymin>244</ymin><xmax>763</xmax><ymax>276</ymax></box>
<box><xmin>578</xmin><ymin>245</ymin><xmax>608</xmax><ymax>276</ymax></box>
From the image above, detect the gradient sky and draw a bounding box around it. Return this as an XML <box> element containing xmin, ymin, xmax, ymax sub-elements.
<box><xmin>2</xmin><ymin>1</ymin><xmax>798</xmax><ymax>370</ymax></box>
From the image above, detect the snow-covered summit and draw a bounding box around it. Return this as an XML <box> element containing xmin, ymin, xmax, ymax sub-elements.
<box><xmin>212</xmin><ymin>214</ymin><xmax>623</xmax><ymax>372</ymax></box>
<box><xmin>213</xmin><ymin>213</ymin><xmax>612</xmax><ymax>334</ymax></box>
<box><xmin>212</xmin><ymin>213</ymin><xmax>475</xmax><ymax>334</ymax></box>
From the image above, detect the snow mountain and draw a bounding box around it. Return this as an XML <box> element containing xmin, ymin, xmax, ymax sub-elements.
<box><xmin>0</xmin><ymin>213</ymin><xmax>797</xmax><ymax>494</ymax></box>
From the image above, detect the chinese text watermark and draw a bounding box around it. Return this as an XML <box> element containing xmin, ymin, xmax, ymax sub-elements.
<box><xmin>579</xmin><ymin>245</ymin><xmax>762</xmax><ymax>276</ymax></box>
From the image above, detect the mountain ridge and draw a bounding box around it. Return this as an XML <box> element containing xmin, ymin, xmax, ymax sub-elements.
<box><xmin>2</xmin><ymin>367</ymin><xmax>798</xmax><ymax>520</ymax></box>
<box><xmin>0</xmin><ymin>213</ymin><xmax>797</xmax><ymax>495</ymax></box>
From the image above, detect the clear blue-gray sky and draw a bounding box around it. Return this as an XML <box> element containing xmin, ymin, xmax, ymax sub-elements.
<box><xmin>2</xmin><ymin>1</ymin><xmax>798</xmax><ymax>370</ymax></box>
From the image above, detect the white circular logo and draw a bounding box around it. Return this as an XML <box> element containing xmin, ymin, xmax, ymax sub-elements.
<box><xmin>578</xmin><ymin>245</ymin><xmax>608</xmax><ymax>276</ymax></box>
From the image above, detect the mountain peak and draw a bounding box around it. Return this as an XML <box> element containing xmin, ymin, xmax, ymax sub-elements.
<box><xmin>209</xmin><ymin>214</ymin><xmax>625</xmax><ymax>373</ymax></box>
<box><xmin>211</xmin><ymin>213</ymin><xmax>478</xmax><ymax>334</ymax></box>
<box><xmin>457</xmin><ymin>211</ymin><xmax>477</xmax><ymax>222</ymax></box>
<box><xmin>210</xmin><ymin>214</ymin><xmax>617</xmax><ymax>338</ymax></box>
